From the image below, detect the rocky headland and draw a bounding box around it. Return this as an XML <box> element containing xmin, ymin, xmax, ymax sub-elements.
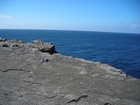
<box><xmin>0</xmin><ymin>37</ymin><xmax>140</xmax><ymax>105</ymax></box>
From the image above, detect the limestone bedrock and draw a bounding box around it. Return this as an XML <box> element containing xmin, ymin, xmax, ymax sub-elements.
<box><xmin>0</xmin><ymin>37</ymin><xmax>140</xmax><ymax>105</ymax></box>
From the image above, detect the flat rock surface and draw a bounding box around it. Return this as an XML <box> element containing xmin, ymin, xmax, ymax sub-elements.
<box><xmin>0</xmin><ymin>40</ymin><xmax>140</xmax><ymax>105</ymax></box>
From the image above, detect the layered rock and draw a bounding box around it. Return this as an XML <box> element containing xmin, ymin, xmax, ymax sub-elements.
<box><xmin>0</xmin><ymin>37</ymin><xmax>140</xmax><ymax>105</ymax></box>
<box><xmin>0</xmin><ymin>37</ymin><xmax>57</xmax><ymax>54</ymax></box>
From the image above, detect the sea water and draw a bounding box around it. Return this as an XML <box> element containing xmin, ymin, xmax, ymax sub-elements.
<box><xmin>0</xmin><ymin>29</ymin><xmax>140</xmax><ymax>78</ymax></box>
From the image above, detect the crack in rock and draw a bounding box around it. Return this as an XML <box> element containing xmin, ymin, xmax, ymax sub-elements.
<box><xmin>39</xmin><ymin>94</ymin><xmax>56</xmax><ymax>99</ymax></box>
<box><xmin>104</xmin><ymin>103</ymin><xmax>112</xmax><ymax>105</ymax></box>
<box><xmin>23</xmin><ymin>80</ymin><xmax>42</xmax><ymax>85</ymax></box>
<box><xmin>67</xmin><ymin>95</ymin><xmax>88</xmax><ymax>104</ymax></box>
<box><xmin>0</xmin><ymin>69</ymin><xmax>30</xmax><ymax>72</ymax></box>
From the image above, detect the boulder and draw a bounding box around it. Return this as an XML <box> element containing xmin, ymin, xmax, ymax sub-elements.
<box><xmin>39</xmin><ymin>44</ymin><xmax>57</xmax><ymax>54</ymax></box>
<box><xmin>6</xmin><ymin>40</ymin><xmax>25</xmax><ymax>47</ymax></box>
<box><xmin>2</xmin><ymin>44</ymin><xmax>9</xmax><ymax>47</ymax></box>
<box><xmin>0</xmin><ymin>42</ymin><xmax>9</xmax><ymax>47</ymax></box>
<box><xmin>31</xmin><ymin>40</ymin><xmax>43</xmax><ymax>44</ymax></box>
<box><xmin>31</xmin><ymin>40</ymin><xmax>57</xmax><ymax>54</ymax></box>
<box><xmin>0</xmin><ymin>37</ymin><xmax>6</xmax><ymax>42</ymax></box>
<box><xmin>10</xmin><ymin>44</ymin><xmax>20</xmax><ymax>47</ymax></box>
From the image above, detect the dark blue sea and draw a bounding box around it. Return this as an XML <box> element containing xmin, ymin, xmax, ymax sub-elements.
<box><xmin>0</xmin><ymin>29</ymin><xmax>140</xmax><ymax>78</ymax></box>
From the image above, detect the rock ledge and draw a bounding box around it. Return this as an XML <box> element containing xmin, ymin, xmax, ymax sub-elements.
<box><xmin>0</xmin><ymin>37</ymin><xmax>57</xmax><ymax>54</ymax></box>
<box><xmin>0</xmin><ymin>37</ymin><xmax>140</xmax><ymax>105</ymax></box>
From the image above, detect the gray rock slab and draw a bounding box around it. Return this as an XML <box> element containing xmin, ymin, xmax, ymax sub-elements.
<box><xmin>0</xmin><ymin>40</ymin><xmax>140</xmax><ymax>105</ymax></box>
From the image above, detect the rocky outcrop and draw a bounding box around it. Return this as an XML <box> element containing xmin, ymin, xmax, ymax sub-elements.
<box><xmin>0</xmin><ymin>37</ymin><xmax>6</xmax><ymax>42</ymax></box>
<box><xmin>0</xmin><ymin>37</ymin><xmax>140</xmax><ymax>105</ymax></box>
<box><xmin>0</xmin><ymin>37</ymin><xmax>57</xmax><ymax>54</ymax></box>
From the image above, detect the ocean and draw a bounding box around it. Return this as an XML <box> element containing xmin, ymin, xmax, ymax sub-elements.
<box><xmin>0</xmin><ymin>29</ymin><xmax>140</xmax><ymax>78</ymax></box>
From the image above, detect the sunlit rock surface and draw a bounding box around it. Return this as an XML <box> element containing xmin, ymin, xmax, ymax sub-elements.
<box><xmin>0</xmin><ymin>38</ymin><xmax>140</xmax><ymax>105</ymax></box>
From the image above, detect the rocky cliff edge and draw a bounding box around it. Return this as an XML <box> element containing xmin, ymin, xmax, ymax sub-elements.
<box><xmin>0</xmin><ymin>37</ymin><xmax>140</xmax><ymax>105</ymax></box>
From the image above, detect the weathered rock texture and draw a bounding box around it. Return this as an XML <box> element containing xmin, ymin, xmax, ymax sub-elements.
<box><xmin>0</xmin><ymin>37</ymin><xmax>140</xmax><ymax>105</ymax></box>
<box><xmin>0</xmin><ymin>38</ymin><xmax>57</xmax><ymax>54</ymax></box>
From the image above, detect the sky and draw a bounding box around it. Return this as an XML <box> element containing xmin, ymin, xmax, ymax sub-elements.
<box><xmin>0</xmin><ymin>0</ymin><xmax>140</xmax><ymax>33</ymax></box>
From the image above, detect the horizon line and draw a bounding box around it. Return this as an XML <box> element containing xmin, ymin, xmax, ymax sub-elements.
<box><xmin>0</xmin><ymin>28</ymin><xmax>140</xmax><ymax>34</ymax></box>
